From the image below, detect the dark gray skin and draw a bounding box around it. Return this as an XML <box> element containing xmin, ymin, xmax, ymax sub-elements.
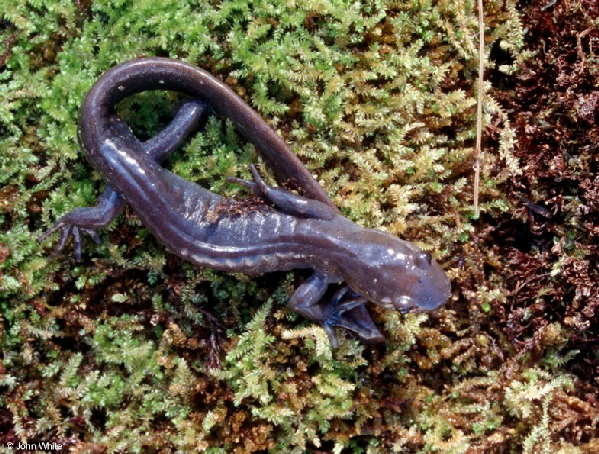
<box><xmin>40</xmin><ymin>58</ymin><xmax>451</xmax><ymax>347</ymax></box>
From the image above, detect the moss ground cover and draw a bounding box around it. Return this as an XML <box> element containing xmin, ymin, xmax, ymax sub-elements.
<box><xmin>0</xmin><ymin>0</ymin><xmax>597</xmax><ymax>451</ymax></box>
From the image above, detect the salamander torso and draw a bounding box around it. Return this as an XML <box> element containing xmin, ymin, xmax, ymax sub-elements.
<box><xmin>41</xmin><ymin>58</ymin><xmax>451</xmax><ymax>346</ymax></box>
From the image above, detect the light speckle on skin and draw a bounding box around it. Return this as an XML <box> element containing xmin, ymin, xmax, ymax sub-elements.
<box><xmin>396</xmin><ymin>296</ymin><xmax>411</xmax><ymax>306</ymax></box>
<box><xmin>106</xmin><ymin>139</ymin><xmax>147</xmax><ymax>175</ymax></box>
<box><xmin>121</xmin><ymin>152</ymin><xmax>145</xmax><ymax>174</ymax></box>
<box><xmin>255</xmin><ymin>213</ymin><xmax>265</xmax><ymax>238</ymax></box>
<box><xmin>396</xmin><ymin>252</ymin><xmax>406</xmax><ymax>261</ymax></box>
<box><xmin>380</xmin><ymin>297</ymin><xmax>393</xmax><ymax>308</ymax></box>
<box><xmin>224</xmin><ymin>259</ymin><xmax>238</xmax><ymax>268</ymax></box>
<box><xmin>191</xmin><ymin>254</ymin><xmax>221</xmax><ymax>268</ymax></box>
<box><xmin>182</xmin><ymin>196</ymin><xmax>195</xmax><ymax>221</ymax></box>
<box><xmin>238</xmin><ymin>217</ymin><xmax>248</xmax><ymax>241</ymax></box>
<box><xmin>273</xmin><ymin>215</ymin><xmax>281</xmax><ymax>234</ymax></box>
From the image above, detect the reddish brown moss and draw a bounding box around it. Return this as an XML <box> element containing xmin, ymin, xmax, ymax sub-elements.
<box><xmin>493</xmin><ymin>0</ymin><xmax>599</xmax><ymax>371</ymax></box>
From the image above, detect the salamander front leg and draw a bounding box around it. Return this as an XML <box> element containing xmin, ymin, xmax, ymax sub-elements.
<box><xmin>323</xmin><ymin>287</ymin><xmax>386</xmax><ymax>346</ymax></box>
<box><xmin>288</xmin><ymin>273</ymin><xmax>385</xmax><ymax>348</ymax></box>
<box><xmin>288</xmin><ymin>272</ymin><xmax>334</xmax><ymax>341</ymax></box>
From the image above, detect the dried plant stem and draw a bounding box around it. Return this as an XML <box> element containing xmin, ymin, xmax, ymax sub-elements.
<box><xmin>474</xmin><ymin>0</ymin><xmax>484</xmax><ymax>216</ymax></box>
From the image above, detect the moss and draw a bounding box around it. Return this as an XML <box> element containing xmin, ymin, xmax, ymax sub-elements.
<box><xmin>1</xmin><ymin>0</ymin><xmax>596</xmax><ymax>451</ymax></box>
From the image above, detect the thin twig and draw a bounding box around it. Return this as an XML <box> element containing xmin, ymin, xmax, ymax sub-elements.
<box><xmin>576</xmin><ymin>27</ymin><xmax>592</xmax><ymax>72</ymax></box>
<box><xmin>473</xmin><ymin>0</ymin><xmax>484</xmax><ymax>216</ymax></box>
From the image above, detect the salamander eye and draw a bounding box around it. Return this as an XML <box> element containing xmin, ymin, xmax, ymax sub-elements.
<box><xmin>417</xmin><ymin>251</ymin><xmax>432</xmax><ymax>267</ymax></box>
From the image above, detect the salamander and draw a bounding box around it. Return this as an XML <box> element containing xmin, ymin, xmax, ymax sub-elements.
<box><xmin>40</xmin><ymin>58</ymin><xmax>451</xmax><ymax>346</ymax></box>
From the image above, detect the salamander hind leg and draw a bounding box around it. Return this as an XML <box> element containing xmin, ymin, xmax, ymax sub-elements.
<box><xmin>289</xmin><ymin>273</ymin><xmax>385</xmax><ymax>348</ymax></box>
<box><xmin>39</xmin><ymin>186</ymin><xmax>123</xmax><ymax>261</ymax></box>
<box><xmin>228</xmin><ymin>165</ymin><xmax>336</xmax><ymax>220</ymax></box>
<box><xmin>41</xmin><ymin>102</ymin><xmax>207</xmax><ymax>261</ymax></box>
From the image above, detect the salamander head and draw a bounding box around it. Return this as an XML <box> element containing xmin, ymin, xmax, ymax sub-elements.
<box><xmin>338</xmin><ymin>229</ymin><xmax>451</xmax><ymax>312</ymax></box>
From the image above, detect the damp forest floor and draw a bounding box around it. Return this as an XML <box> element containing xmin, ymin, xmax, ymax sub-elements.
<box><xmin>0</xmin><ymin>0</ymin><xmax>598</xmax><ymax>453</ymax></box>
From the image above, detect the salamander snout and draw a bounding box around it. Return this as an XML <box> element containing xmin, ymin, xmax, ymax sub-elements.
<box><xmin>339</xmin><ymin>229</ymin><xmax>451</xmax><ymax>313</ymax></box>
<box><xmin>393</xmin><ymin>256</ymin><xmax>451</xmax><ymax>312</ymax></box>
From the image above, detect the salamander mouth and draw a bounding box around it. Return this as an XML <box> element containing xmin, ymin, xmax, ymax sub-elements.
<box><xmin>389</xmin><ymin>273</ymin><xmax>451</xmax><ymax>313</ymax></box>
